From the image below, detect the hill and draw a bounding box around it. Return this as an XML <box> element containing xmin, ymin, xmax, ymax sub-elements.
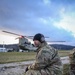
<box><xmin>0</xmin><ymin>44</ymin><xmax>75</xmax><ymax>51</ymax></box>
<box><xmin>50</xmin><ymin>44</ymin><xmax>75</xmax><ymax>50</ymax></box>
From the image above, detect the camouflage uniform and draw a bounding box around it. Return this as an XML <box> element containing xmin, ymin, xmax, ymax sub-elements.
<box><xmin>69</xmin><ymin>48</ymin><xmax>75</xmax><ymax>75</ymax></box>
<box><xmin>25</xmin><ymin>42</ymin><xmax>63</xmax><ymax>75</ymax></box>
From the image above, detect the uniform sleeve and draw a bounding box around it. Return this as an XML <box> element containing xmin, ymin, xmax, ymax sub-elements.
<box><xmin>28</xmin><ymin>49</ymin><xmax>53</xmax><ymax>70</ymax></box>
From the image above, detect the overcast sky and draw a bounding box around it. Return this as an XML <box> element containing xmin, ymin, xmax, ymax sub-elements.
<box><xmin>0</xmin><ymin>0</ymin><xmax>75</xmax><ymax>45</ymax></box>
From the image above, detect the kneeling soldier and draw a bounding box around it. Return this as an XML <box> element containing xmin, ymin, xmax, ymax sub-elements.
<box><xmin>25</xmin><ymin>33</ymin><xmax>63</xmax><ymax>75</ymax></box>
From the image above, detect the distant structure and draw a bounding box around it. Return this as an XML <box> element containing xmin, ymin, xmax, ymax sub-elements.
<box><xmin>0</xmin><ymin>47</ymin><xmax>7</xmax><ymax>52</ymax></box>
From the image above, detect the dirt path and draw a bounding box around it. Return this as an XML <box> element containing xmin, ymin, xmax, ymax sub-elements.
<box><xmin>0</xmin><ymin>65</ymin><xmax>25</xmax><ymax>75</ymax></box>
<box><xmin>0</xmin><ymin>61</ymin><xmax>34</xmax><ymax>75</ymax></box>
<box><xmin>0</xmin><ymin>56</ymin><xmax>70</xmax><ymax>75</ymax></box>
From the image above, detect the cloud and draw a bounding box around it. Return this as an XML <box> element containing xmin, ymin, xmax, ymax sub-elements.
<box><xmin>0</xmin><ymin>1</ymin><xmax>16</xmax><ymax>21</ymax></box>
<box><xmin>54</xmin><ymin>11</ymin><xmax>75</xmax><ymax>38</ymax></box>
<box><xmin>0</xmin><ymin>0</ymin><xmax>75</xmax><ymax>45</ymax></box>
<box><xmin>42</xmin><ymin>0</ymin><xmax>51</xmax><ymax>5</ymax></box>
<box><xmin>0</xmin><ymin>33</ymin><xmax>18</xmax><ymax>44</ymax></box>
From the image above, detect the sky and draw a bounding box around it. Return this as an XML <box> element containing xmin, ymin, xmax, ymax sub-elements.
<box><xmin>0</xmin><ymin>0</ymin><xmax>75</xmax><ymax>45</ymax></box>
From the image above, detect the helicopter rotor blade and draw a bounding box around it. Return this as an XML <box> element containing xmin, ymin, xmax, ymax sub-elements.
<box><xmin>27</xmin><ymin>36</ymin><xmax>49</xmax><ymax>38</ymax></box>
<box><xmin>47</xmin><ymin>41</ymin><xmax>66</xmax><ymax>42</ymax></box>
<box><xmin>2</xmin><ymin>30</ymin><xmax>22</xmax><ymax>36</ymax></box>
<box><xmin>2</xmin><ymin>30</ymin><xmax>49</xmax><ymax>38</ymax></box>
<box><xmin>2</xmin><ymin>31</ymin><xmax>66</xmax><ymax>42</ymax></box>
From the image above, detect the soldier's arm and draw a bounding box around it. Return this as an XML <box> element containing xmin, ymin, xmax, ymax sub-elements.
<box><xmin>28</xmin><ymin>49</ymin><xmax>53</xmax><ymax>70</ymax></box>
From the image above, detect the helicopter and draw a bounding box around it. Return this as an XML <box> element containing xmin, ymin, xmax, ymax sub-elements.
<box><xmin>2</xmin><ymin>30</ymin><xmax>66</xmax><ymax>51</ymax></box>
<box><xmin>2</xmin><ymin>30</ymin><xmax>37</xmax><ymax>51</ymax></box>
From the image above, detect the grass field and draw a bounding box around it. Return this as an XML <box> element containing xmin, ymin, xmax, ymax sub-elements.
<box><xmin>58</xmin><ymin>50</ymin><xmax>71</xmax><ymax>57</ymax></box>
<box><xmin>0</xmin><ymin>50</ymin><xmax>71</xmax><ymax>64</ymax></box>
<box><xmin>0</xmin><ymin>52</ymin><xmax>36</xmax><ymax>64</ymax></box>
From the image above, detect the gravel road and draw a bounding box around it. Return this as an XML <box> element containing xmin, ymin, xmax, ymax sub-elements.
<box><xmin>0</xmin><ymin>56</ymin><xmax>70</xmax><ymax>75</ymax></box>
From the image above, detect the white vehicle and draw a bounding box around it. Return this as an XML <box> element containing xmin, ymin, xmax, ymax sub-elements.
<box><xmin>0</xmin><ymin>47</ymin><xmax>7</xmax><ymax>52</ymax></box>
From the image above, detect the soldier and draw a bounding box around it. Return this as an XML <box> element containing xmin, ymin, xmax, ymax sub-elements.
<box><xmin>25</xmin><ymin>33</ymin><xmax>63</xmax><ymax>75</ymax></box>
<box><xmin>69</xmin><ymin>48</ymin><xmax>75</xmax><ymax>75</ymax></box>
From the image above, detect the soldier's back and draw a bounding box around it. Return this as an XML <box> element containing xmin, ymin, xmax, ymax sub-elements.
<box><xmin>69</xmin><ymin>48</ymin><xmax>75</xmax><ymax>75</ymax></box>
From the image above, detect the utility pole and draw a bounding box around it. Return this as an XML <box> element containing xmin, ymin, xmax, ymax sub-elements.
<box><xmin>3</xmin><ymin>41</ymin><xmax>5</xmax><ymax>52</ymax></box>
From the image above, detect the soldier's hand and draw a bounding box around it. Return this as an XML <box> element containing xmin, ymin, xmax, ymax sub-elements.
<box><xmin>25</xmin><ymin>67</ymin><xmax>29</xmax><ymax>73</ymax></box>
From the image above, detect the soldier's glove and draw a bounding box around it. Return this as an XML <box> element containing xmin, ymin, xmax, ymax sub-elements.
<box><xmin>25</xmin><ymin>67</ymin><xmax>29</xmax><ymax>73</ymax></box>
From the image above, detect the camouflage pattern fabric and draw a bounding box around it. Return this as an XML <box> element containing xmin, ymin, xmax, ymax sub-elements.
<box><xmin>25</xmin><ymin>42</ymin><xmax>63</xmax><ymax>75</ymax></box>
<box><xmin>69</xmin><ymin>48</ymin><xmax>75</xmax><ymax>75</ymax></box>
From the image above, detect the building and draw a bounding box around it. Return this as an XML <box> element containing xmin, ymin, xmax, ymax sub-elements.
<box><xmin>0</xmin><ymin>47</ymin><xmax>7</xmax><ymax>52</ymax></box>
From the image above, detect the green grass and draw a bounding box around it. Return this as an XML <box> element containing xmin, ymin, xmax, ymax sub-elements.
<box><xmin>0</xmin><ymin>50</ymin><xmax>71</xmax><ymax>64</ymax></box>
<box><xmin>58</xmin><ymin>50</ymin><xmax>71</xmax><ymax>57</ymax></box>
<box><xmin>0</xmin><ymin>52</ymin><xmax>36</xmax><ymax>64</ymax></box>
